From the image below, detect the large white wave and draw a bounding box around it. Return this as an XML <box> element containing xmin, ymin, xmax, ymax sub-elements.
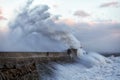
<box><xmin>0</xmin><ymin>0</ymin><xmax>108</xmax><ymax>66</ymax></box>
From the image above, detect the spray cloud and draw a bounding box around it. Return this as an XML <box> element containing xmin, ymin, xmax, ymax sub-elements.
<box><xmin>0</xmin><ymin>0</ymin><xmax>82</xmax><ymax>52</ymax></box>
<box><xmin>7</xmin><ymin>0</ymin><xmax>81</xmax><ymax>51</ymax></box>
<box><xmin>0</xmin><ymin>0</ymin><xmax>109</xmax><ymax>68</ymax></box>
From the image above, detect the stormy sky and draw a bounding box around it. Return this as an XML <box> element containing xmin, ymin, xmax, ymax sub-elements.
<box><xmin>0</xmin><ymin>0</ymin><xmax>120</xmax><ymax>53</ymax></box>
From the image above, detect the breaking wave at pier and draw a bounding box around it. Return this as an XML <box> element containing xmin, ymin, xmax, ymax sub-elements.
<box><xmin>1</xmin><ymin>0</ymin><xmax>81</xmax><ymax>52</ymax></box>
<box><xmin>0</xmin><ymin>0</ymin><xmax>112</xmax><ymax>80</ymax></box>
<box><xmin>7</xmin><ymin>0</ymin><xmax>108</xmax><ymax>64</ymax></box>
<box><xmin>2</xmin><ymin>0</ymin><xmax>108</xmax><ymax>68</ymax></box>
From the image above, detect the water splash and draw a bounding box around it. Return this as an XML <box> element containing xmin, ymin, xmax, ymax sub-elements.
<box><xmin>0</xmin><ymin>0</ymin><xmax>108</xmax><ymax>64</ymax></box>
<box><xmin>0</xmin><ymin>0</ymin><xmax>112</xmax><ymax>80</ymax></box>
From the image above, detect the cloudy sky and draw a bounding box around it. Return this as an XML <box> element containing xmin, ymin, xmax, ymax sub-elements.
<box><xmin>0</xmin><ymin>0</ymin><xmax>120</xmax><ymax>53</ymax></box>
<box><xmin>0</xmin><ymin>0</ymin><xmax>120</xmax><ymax>23</ymax></box>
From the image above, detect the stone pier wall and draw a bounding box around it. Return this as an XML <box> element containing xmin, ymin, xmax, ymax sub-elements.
<box><xmin>0</xmin><ymin>48</ymin><xmax>77</xmax><ymax>80</ymax></box>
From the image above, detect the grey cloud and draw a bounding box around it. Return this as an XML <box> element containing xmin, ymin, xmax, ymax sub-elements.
<box><xmin>100</xmin><ymin>1</ymin><xmax>120</xmax><ymax>8</ymax></box>
<box><xmin>74</xmin><ymin>10</ymin><xmax>90</xmax><ymax>17</ymax></box>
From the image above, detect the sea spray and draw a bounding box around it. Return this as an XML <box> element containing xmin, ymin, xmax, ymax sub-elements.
<box><xmin>0</xmin><ymin>1</ymin><xmax>110</xmax><ymax>80</ymax></box>
<box><xmin>0</xmin><ymin>1</ymin><xmax>116</xmax><ymax>80</ymax></box>
<box><xmin>0</xmin><ymin>0</ymin><xmax>111</xmax><ymax>80</ymax></box>
<box><xmin>1</xmin><ymin>0</ymin><xmax>108</xmax><ymax>65</ymax></box>
<box><xmin>7</xmin><ymin>0</ymin><xmax>82</xmax><ymax>52</ymax></box>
